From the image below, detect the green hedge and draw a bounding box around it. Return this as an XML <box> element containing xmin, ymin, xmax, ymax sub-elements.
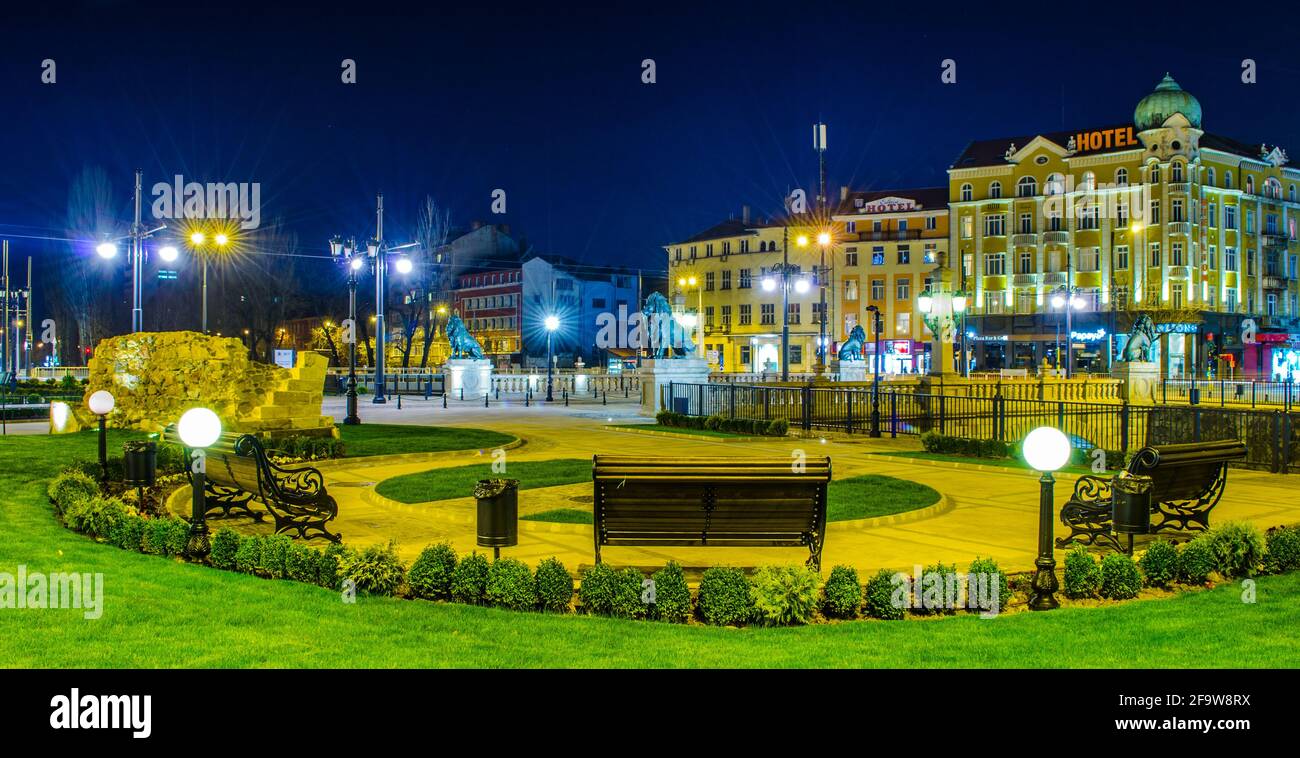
<box><xmin>409</xmin><ymin>543</ymin><xmax>458</xmax><ymax>600</ymax></box>
<box><xmin>534</xmin><ymin>557</ymin><xmax>575</xmax><ymax>613</ymax></box>
<box><xmin>1063</xmin><ymin>545</ymin><xmax>1101</xmax><ymax>599</ymax></box>
<box><xmin>486</xmin><ymin>558</ymin><xmax>537</xmax><ymax>611</ymax></box>
<box><xmin>649</xmin><ymin>562</ymin><xmax>691</xmax><ymax>623</ymax></box>
<box><xmin>654</xmin><ymin>410</ymin><xmax>788</xmax><ymax>437</ymax></box>
<box><xmin>821</xmin><ymin>565</ymin><xmax>861</xmax><ymax>619</ymax></box>
<box><xmin>697</xmin><ymin>567</ymin><xmax>753</xmax><ymax>626</ymax></box>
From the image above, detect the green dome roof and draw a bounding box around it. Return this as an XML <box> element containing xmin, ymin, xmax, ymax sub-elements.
<box><xmin>1134</xmin><ymin>74</ymin><xmax>1202</xmax><ymax>130</ymax></box>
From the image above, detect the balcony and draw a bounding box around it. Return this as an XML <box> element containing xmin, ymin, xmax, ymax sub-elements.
<box><xmin>1264</xmin><ymin>275</ymin><xmax>1290</xmax><ymax>291</ymax></box>
<box><xmin>1168</xmin><ymin>182</ymin><xmax>1191</xmax><ymax>194</ymax></box>
<box><xmin>1010</xmin><ymin>233</ymin><xmax>1040</xmax><ymax>247</ymax></box>
<box><xmin>850</xmin><ymin>229</ymin><xmax>923</xmax><ymax>242</ymax></box>
<box><xmin>1012</xmin><ymin>273</ymin><xmax>1040</xmax><ymax>287</ymax></box>
<box><xmin>1167</xmin><ymin>221</ymin><xmax>1192</xmax><ymax>236</ymax></box>
<box><xmin>1262</xmin><ymin>232</ymin><xmax>1290</xmax><ymax>248</ymax></box>
<box><xmin>1043</xmin><ymin>231</ymin><xmax>1070</xmax><ymax>244</ymax></box>
<box><xmin>1042</xmin><ymin>272</ymin><xmax>1067</xmax><ymax>286</ymax></box>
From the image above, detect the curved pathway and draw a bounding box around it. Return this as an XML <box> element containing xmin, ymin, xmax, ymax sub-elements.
<box><xmin>317</xmin><ymin>396</ymin><xmax>1300</xmax><ymax>574</ymax></box>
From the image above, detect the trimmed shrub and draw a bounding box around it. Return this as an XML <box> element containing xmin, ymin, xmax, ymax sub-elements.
<box><xmin>48</xmin><ymin>469</ymin><xmax>100</xmax><ymax>515</ymax></box>
<box><xmin>109</xmin><ymin>513</ymin><xmax>147</xmax><ymax>552</ymax></box>
<box><xmin>649</xmin><ymin>561</ymin><xmax>691</xmax><ymax>623</ymax></box>
<box><xmin>913</xmin><ymin>562</ymin><xmax>961</xmax><ymax>615</ymax></box>
<box><xmin>1264</xmin><ymin>526</ymin><xmax>1300</xmax><ymax>573</ymax></box>
<box><xmin>750</xmin><ymin>565</ymin><xmax>822</xmax><ymax>626</ymax></box>
<box><xmin>408</xmin><ymin>542</ymin><xmax>458</xmax><ymax>600</ymax></box>
<box><xmin>338</xmin><ymin>541</ymin><xmax>405</xmax><ymax>596</ymax></box>
<box><xmin>260</xmin><ymin>535</ymin><xmax>293</xmax><ymax>579</ymax></box>
<box><xmin>210</xmin><ymin>528</ymin><xmax>241</xmax><ymax>570</ymax></box>
<box><xmin>821</xmin><ymin>565</ymin><xmax>861</xmax><ymax>619</ymax></box>
<box><xmin>450</xmin><ymin>552</ymin><xmax>490</xmax><ymax>604</ymax></box>
<box><xmin>577</xmin><ymin>563</ymin><xmax>618</xmax><ymax>616</ymax></box>
<box><xmin>966</xmin><ymin>556</ymin><xmax>1011</xmax><ymax>614</ymax></box>
<box><xmin>1207</xmin><ymin>521</ymin><xmax>1266</xmax><ymax>578</ymax></box>
<box><xmin>1179</xmin><ymin>537</ymin><xmax>1216</xmax><ymax>585</ymax></box>
<box><xmin>580</xmin><ymin>565</ymin><xmax>644</xmax><ymax>619</ymax></box>
<box><xmin>704</xmin><ymin>415</ymin><xmax>723</xmax><ymax>431</ymax></box>
<box><xmin>65</xmin><ymin>495</ymin><xmax>133</xmax><ymax>538</ymax></box>
<box><xmin>534</xmin><ymin>557</ymin><xmax>575</xmax><ymax>613</ymax></box>
<box><xmin>286</xmin><ymin>543</ymin><xmax>319</xmax><ymax>584</ymax></box>
<box><xmin>697</xmin><ymin>567</ymin><xmax>753</xmax><ymax>626</ymax></box>
<box><xmin>485</xmin><ymin>557</ymin><xmax>537</xmax><ymax>611</ymax></box>
<box><xmin>863</xmin><ymin>568</ymin><xmax>905</xmax><ymax>620</ymax></box>
<box><xmin>765</xmin><ymin>419</ymin><xmax>789</xmax><ymax>437</ymax></box>
<box><xmin>1099</xmin><ymin>553</ymin><xmax>1142</xmax><ymax>600</ymax></box>
<box><xmin>138</xmin><ymin>517</ymin><xmax>188</xmax><ymax>557</ymax></box>
<box><xmin>1138</xmin><ymin>541</ymin><xmax>1179</xmax><ymax>588</ymax></box>
<box><xmin>234</xmin><ymin>535</ymin><xmax>265</xmax><ymax>575</ymax></box>
<box><xmin>316</xmin><ymin>542</ymin><xmax>347</xmax><ymax>590</ymax></box>
<box><xmin>1063</xmin><ymin>545</ymin><xmax>1101</xmax><ymax>599</ymax></box>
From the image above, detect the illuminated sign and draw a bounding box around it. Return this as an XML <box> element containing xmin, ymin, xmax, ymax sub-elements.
<box><xmin>1073</xmin><ymin>126</ymin><xmax>1138</xmax><ymax>153</ymax></box>
<box><xmin>965</xmin><ymin>331</ymin><xmax>1008</xmax><ymax>342</ymax></box>
<box><xmin>1155</xmin><ymin>322</ymin><xmax>1198</xmax><ymax>334</ymax></box>
<box><xmin>887</xmin><ymin>340</ymin><xmax>912</xmax><ymax>355</ymax></box>
<box><xmin>858</xmin><ymin>196</ymin><xmax>919</xmax><ymax>214</ymax></box>
<box><xmin>1070</xmin><ymin>329</ymin><xmax>1107</xmax><ymax>341</ymax></box>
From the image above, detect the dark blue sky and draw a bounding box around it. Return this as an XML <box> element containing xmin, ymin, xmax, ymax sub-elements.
<box><xmin>4</xmin><ymin>1</ymin><xmax>1300</xmax><ymax>278</ymax></box>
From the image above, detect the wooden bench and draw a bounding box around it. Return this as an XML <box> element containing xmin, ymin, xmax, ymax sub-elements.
<box><xmin>165</xmin><ymin>428</ymin><xmax>341</xmax><ymax>543</ymax></box>
<box><xmin>592</xmin><ymin>455</ymin><xmax>831</xmax><ymax>570</ymax></box>
<box><xmin>1057</xmin><ymin>440</ymin><xmax>1246</xmax><ymax>551</ymax></box>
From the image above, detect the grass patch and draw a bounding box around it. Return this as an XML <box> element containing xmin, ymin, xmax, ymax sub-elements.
<box><xmin>5</xmin><ymin>431</ymin><xmax>1300</xmax><ymax>668</ymax></box>
<box><xmin>613</xmin><ymin>424</ymin><xmax>758</xmax><ymax>438</ymax></box>
<box><xmin>517</xmin><ymin>473</ymin><xmax>939</xmax><ymax>526</ymax></box>
<box><xmin>521</xmin><ymin>508</ymin><xmax>593</xmax><ymax>524</ymax></box>
<box><xmin>337</xmin><ymin>424</ymin><xmax>515</xmax><ymax>457</ymax></box>
<box><xmin>374</xmin><ymin>458</ymin><xmax>590</xmax><ymax>504</ymax></box>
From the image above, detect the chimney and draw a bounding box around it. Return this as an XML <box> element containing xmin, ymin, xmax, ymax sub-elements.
<box><xmin>742</xmin><ymin>205</ymin><xmax>751</xmax><ymax>224</ymax></box>
<box><xmin>840</xmin><ymin>186</ymin><xmax>849</xmax><ymax>201</ymax></box>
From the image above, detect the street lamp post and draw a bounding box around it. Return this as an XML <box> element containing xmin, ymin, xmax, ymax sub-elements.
<box><xmin>544</xmin><ymin>315</ymin><xmax>559</xmax><ymax>401</ymax></box>
<box><xmin>916</xmin><ymin>272</ymin><xmax>969</xmax><ymax>377</ymax></box>
<box><xmin>765</xmin><ymin>230</ymin><xmax>811</xmax><ymax>381</ymax></box>
<box><xmin>93</xmin><ymin>169</ymin><xmax>167</xmax><ymax>333</ymax></box>
<box><xmin>815</xmin><ymin>231</ymin><xmax>832</xmax><ymax>374</ymax></box>
<box><xmin>87</xmin><ymin>390</ymin><xmax>115</xmax><ymax>481</ymax></box>
<box><xmin>178</xmin><ymin>407</ymin><xmax>222</xmax><ymax>559</ymax></box>
<box><xmin>330</xmin><ymin>237</ymin><xmax>365</xmax><ymax>424</ymax></box>
<box><xmin>1023</xmin><ymin>425</ymin><xmax>1071</xmax><ymax>611</ymax></box>
<box><xmin>865</xmin><ymin>305</ymin><xmax>883</xmax><ymax>437</ymax></box>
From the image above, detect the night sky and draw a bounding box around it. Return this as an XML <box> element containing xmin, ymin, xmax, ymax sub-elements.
<box><xmin>4</xmin><ymin>2</ymin><xmax>1300</xmax><ymax>290</ymax></box>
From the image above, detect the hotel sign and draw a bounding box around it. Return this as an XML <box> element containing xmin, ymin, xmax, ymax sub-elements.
<box><xmin>1073</xmin><ymin>126</ymin><xmax>1138</xmax><ymax>153</ymax></box>
<box><xmin>859</xmin><ymin>196</ymin><xmax>918</xmax><ymax>214</ymax></box>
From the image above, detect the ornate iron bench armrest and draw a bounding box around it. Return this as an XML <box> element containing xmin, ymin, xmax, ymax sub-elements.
<box><xmin>1056</xmin><ymin>474</ymin><xmax>1121</xmax><ymax>552</ymax></box>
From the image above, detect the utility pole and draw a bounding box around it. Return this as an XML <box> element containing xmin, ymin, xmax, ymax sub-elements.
<box><xmin>781</xmin><ymin>227</ymin><xmax>790</xmax><ymax>381</ymax></box>
<box><xmin>373</xmin><ymin>193</ymin><xmax>388</xmax><ymax>404</ymax></box>
<box><xmin>131</xmin><ymin>169</ymin><xmax>144</xmax><ymax>333</ymax></box>
<box><xmin>2</xmin><ymin>241</ymin><xmax>8</xmax><ymax>377</ymax></box>
<box><xmin>24</xmin><ymin>256</ymin><xmax>32</xmax><ymax>374</ymax></box>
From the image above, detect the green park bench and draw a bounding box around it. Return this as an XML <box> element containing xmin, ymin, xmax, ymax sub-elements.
<box><xmin>592</xmin><ymin>455</ymin><xmax>831</xmax><ymax>570</ymax></box>
<box><xmin>1056</xmin><ymin>439</ymin><xmax>1247</xmax><ymax>552</ymax></box>
<box><xmin>164</xmin><ymin>427</ymin><xmax>341</xmax><ymax>543</ymax></box>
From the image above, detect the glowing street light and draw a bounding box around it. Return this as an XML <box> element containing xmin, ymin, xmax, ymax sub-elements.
<box><xmin>213</xmin><ymin>233</ymin><xmax>229</xmax><ymax>246</ymax></box>
<box><xmin>395</xmin><ymin>257</ymin><xmax>414</xmax><ymax>275</ymax></box>
<box><xmin>794</xmin><ymin>277</ymin><xmax>810</xmax><ymax>294</ymax></box>
<box><xmin>158</xmin><ymin>245</ymin><xmax>179</xmax><ymax>263</ymax></box>
<box><xmin>87</xmin><ymin>390</ymin><xmax>115</xmax><ymax>481</ymax></box>
<box><xmin>1023</xmin><ymin>426</ymin><xmax>1071</xmax><ymax>611</ymax></box>
<box><xmin>761</xmin><ymin>277</ymin><xmax>777</xmax><ymax>292</ymax></box>
<box><xmin>544</xmin><ymin>315</ymin><xmax>560</xmax><ymax>401</ymax></box>
<box><xmin>190</xmin><ymin>231</ymin><xmax>206</xmax><ymax>245</ymax></box>
<box><xmin>178</xmin><ymin>407</ymin><xmax>222</xmax><ymax>558</ymax></box>
<box><xmin>95</xmin><ymin>242</ymin><xmax>118</xmax><ymax>259</ymax></box>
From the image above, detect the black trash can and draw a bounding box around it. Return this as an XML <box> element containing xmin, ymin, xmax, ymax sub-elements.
<box><xmin>1111</xmin><ymin>473</ymin><xmax>1152</xmax><ymax>535</ymax></box>
<box><xmin>122</xmin><ymin>440</ymin><xmax>158</xmax><ymax>487</ymax></box>
<box><xmin>476</xmin><ymin>478</ymin><xmax>519</xmax><ymax>551</ymax></box>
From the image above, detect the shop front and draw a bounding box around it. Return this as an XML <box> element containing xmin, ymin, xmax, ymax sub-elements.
<box><xmin>864</xmin><ymin>339</ymin><xmax>928</xmax><ymax>375</ymax></box>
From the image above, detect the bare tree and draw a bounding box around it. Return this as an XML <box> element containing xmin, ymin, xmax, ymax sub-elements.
<box><xmin>414</xmin><ymin>196</ymin><xmax>452</xmax><ymax>367</ymax></box>
<box><xmin>63</xmin><ymin>166</ymin><xmax>123</xmax><ymax>355</ymax></box>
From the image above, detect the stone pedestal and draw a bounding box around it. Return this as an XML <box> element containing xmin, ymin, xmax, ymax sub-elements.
<box><xmin>442</xmin><ymin>358</ymin><xmax>493</xmax><ymax>399</ymax></box>
<box><xmin>638</xmin><ymin>358</ymin><xmax>710</xmax><ymax>416</ymax></box>
<box><xmin>1111</xmin><ymin>361</ymin><xmax>1159</xmax><ymax>405</ymax></box>
<box><xmin>832</xmin><ymin>359</ymin><xmax>868</xmax><ymax>383</ymax></box>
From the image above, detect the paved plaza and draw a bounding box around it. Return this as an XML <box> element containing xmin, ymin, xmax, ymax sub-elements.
<box><xmin>298</xmin><ymin>395</ymin><xmax>1300</xmax><ymax>575</ymax></box>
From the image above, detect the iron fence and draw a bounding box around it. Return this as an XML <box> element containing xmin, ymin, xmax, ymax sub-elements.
<box><xmin>666</xmin><ymin>381</ymin><xmax>1298</xmax><ymax>473</ymax></box>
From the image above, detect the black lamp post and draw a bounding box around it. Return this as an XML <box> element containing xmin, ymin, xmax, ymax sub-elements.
<box><xmin>865</xmin><ymin>305</ymin><xmax>883</xmax><ymax>438</ymax></box>
<box><xmin>330</xmin><ymin>237</ymin><xmax>365</xmax><ymax>425</ymax></box>
<box><xmin>1023</xmin><ymin>426</ymin><xmax>1071</xmax><ymax>611</ymax></box>
<box><xmin>544</xmin><ymin>315</ymin><xmax>559</xmax><ymax>402</ymax></box>
<box><xmin>177</xmin><ymin>407</ymin><xmax>221</xmax><ymax>559</ymax></box>
<box><xmin>86</xmin><ymin>390</ymin><xmax>115</xmax><ymax>481</ymax></box>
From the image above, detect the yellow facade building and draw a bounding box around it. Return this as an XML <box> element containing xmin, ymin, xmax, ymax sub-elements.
<box><xmin>948</xmin><ymin>74</ymin><xmax>1300</xmax><ymax>378</ymax></box>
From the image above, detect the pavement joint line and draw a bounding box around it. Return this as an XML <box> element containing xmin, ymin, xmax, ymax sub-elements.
<box><xmin>600</xmin><ymin>424</ymin><xmax>768</xmax><ymax>442</ymax></box>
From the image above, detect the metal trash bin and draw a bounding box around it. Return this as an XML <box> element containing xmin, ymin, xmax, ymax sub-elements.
<box><xmin>122</xmin><ymin>440</ymin><xmax>158</xmax><ymax>487</ymax></box>
<box><xmin>476</xmin><ymin>478</ymin><xmax>519</xmax><ymax>555</ymax></box>
<box><xmin>1112</xmin><ymin>473</ymin><xmax>1152</xmax><ymax>552</ymax></box>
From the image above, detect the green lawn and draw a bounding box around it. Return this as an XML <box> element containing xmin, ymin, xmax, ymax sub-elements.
<box><xmin>374</xmin><ymin>458</ymin><xmax>591</xmax><ymax>503</ymax></box>
<box><xmin>613</xmin><ymin>424</ymin><xmax>759</xmax><ymax>438</ymax></box>
<box><xmin>523</xmin><ymin>473</ymin><xmax>939</xmax><ymax>525</ymax></box>
<box><xmin>877</xmin><ymin>451</ymin><xmax>1116</xmax><ymax>476</ymax></box>
<box><xmin>337</xmin><ymin>424</ymin><xmax>516</xmax><ymax>457</ymax></box>
<box><xmin>4</xmin><ymin>430</ymin><xmax>1299</xmax><ymax>668</ymax></box>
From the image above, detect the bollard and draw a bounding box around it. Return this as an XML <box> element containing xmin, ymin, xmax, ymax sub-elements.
<box><xmin>525</xmin><ymin>392</ymin><xmax>530</xmax><ymax>407</ymax></box>
<box><xmin>603</xmin><ymin>390</ymin><xmax>607</xmax><ymax>406</ymax></box>
<box><xmin>460</xmin><ymin>387</ymin><xmax>465</xmax><ymax>401</ymax></box>
<box><xmin>564</xmin><ymin>390</ymin><xmax>569</xmax><ymax>406</ymax></box>
<box><xmin>424</xmin><ymin>378</ymin><xmax>432</xmax><ymax>400</ymax></box>
<box><xmin>443</xmin><ymin>393</ymin><xmax>448</xmax><ymax>409</ymax></box>
<box><xmin>397</xmin><ymin>393</ymin><xmax>402</xmax><ymax>409</ymax></box>
<box><xmin>485</xmin><ymin>393</ymin><xmax>489</xmax><ymax>408</ymax></box>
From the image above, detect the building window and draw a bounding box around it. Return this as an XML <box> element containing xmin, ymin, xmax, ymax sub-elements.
<box><xmin>1115</xmin><ymin>245</ymin><xmax>1129</xmax><ymax>270</ymax></box>
<box><xmin>1171</xmin><ymin>242</ymin><xmax>1184</xmax><ymax>266</ymax></box>
<box><xmin>787</xmin><ymin>302</ymin><xmax>800</xmax><ymax>325</ymax></box>
<box><xmin>1171</xmin><ymin>162</ymin><xmax>1184</xmax><ymax>182</ymax></box>
<box><xmin>1149</xmin><ymin>199</ymin><xmax>1160</xmax><ymax>224</ymax></box>
<box><xmin>739</xmin><ymin>268</ymin><xmax>752</xmax><ymax>289</ymax></box>
<box><xmin>1148</xmin><ymin>165</ymin><xmax>1160</xmax><ymax>183</ymax></box>
<box><xmin>1208</xmin><ymin>203</ymin><xmax>1217</xmax><ymax>227</ymax></box>
<box><xmin>1267</xmin><ymin>293</ymin><xmax>1277</xmax><ymax>316</ymax></box>
<box><xmin>740</xmin><ymin>303</ymin><xmax>752</xmax><ymax>325</ymax></box>
<box><xmin>1225</xmin><ymin>247</ymin><xmax>1238</xmax><ymax>271</ymax></box>
<box><xmin>961</xmin><ymin>216</ymin><xmax>973</xmax><ymax>239</ymax></box>
<box><xmin>1017</xmin><ymin>176</ymin><xmax>1037</xmax><ymax>197</ymax></box>
<box><xmin>740</xmin><ymin>345</ymin><xmax>751</xmax><ymax>365</ymax></box>
<box><xmin>923</xmin><ymin>244</ymin><xmax>937</xmax><ymax>264</ymax></box>
<box><xmin>1019</xmin><ymin>213</ymin><xmax>1033</xmax><ymax>234</ymax></box>
<box><xmin>926</xmin><ymin>215</ymin><xmax>937</xmax><ymax>230</ymax></box>
<box><xmin>1226</xmin><ymin>289</ymin><xmax>1238</xmax><ymax>312</ymax></box>
<box><xmin>721</xmin><ymin>305</ymin><xmax>731</xmax><ymax>327</ymax></box>
<box><xmin>989</xmin><ymin>181</ymin><xmax>1002</xmax><ymax>199</ymax></box>
<box><xmin>845</xmin><ymin>221</ymin><xmax>857</xmax><ymax>234</ymax></box>
<box><xmin>1207</xmin><ymin>245</ymin><xmax>1217</xmax><ymax>269</ymax></box>
<box><xmin>1018</xmin><ymin>251</ymin><xmax>1033</xmax><ymax>274</ymax></box>
<box><xmin>870</xmin><ymin>278</ymin><xmax>884</xmax><ymax>300</ymax></box>
<box><xmin>896</xmin><ymin>278</ymin><xmax>910</xmax><ymax>301</ymax></box>
<box><xmin>812</xmin><ymin>302</ymin><xmax>826</xmax><ymax>324</ymax></box>
<box><xmin>1246</xmin><ymin>176</ymin><xmax>1255</xmax><ymax>195</ymax></box>
<box><xmin>1149</xmin><ymin>242</ymin><xmax>1161</xmax><ymax>268</ymax></box>
<box><xmin>705</xmin><ymin>244</ymin><xmax>713</xmax><ymax>257</ymax></box>
<box><xmin>740</xmin><ymin>239</ymin><xmax>749</xmax><ymax>253</ymax></box>
<box><xmin>1078</xmin><ymin>202</ymin><xmax>1099</xmax><ymax>230</ymax></box>
<box><xmin>721</xmin><ymin>270</ymin><xmax>731</xmax><ymax>290</ymax></box>
<box><xmin>983</xmin><ymin>214</ymin><xmax>1006</xmax><ymax>237</ymax></box>
<box><xmin>871</xmin><ymin>247</ymin><xmax>885</xmax><ymax>265</ymax></box>
<box><xmin>1115</xmin><ymin>168</ymin><xmax>1128</xmax><ymax>186</ymax></box>
<box><xmin>845</xmin><ymin>249</ymin><xmax>858</xmax><ymax>266</ymax></box>
<box><xmin>960</xmin><ymin>183</ymin><xmax>973</xmax><ymax>202</ymax></box>
<box><xmin>895</xmin><ymin>312</ymin><xmax>910</xmax><ymax>336</ymax></box>
<box><xmin>1225</xmin><ymin>171</ymin><xmax>1233</xmax><ymax>189</ymax></box>
<box><xmin>788</xmin><ymin>344</ymin><xmax>802</xmax><ymax>365</ymax></box>
<box><xmin>897</xmin><ymin>246</ymin><xmax>910</xmax><ymax>264</ymax></box>
<box><xmin>984</xmin><ymin>252</ymin><xmax>1006</xmax><ymax>276</ymax></box>
<box><xmin>1225</xmin><ymin>206</ymin><xmax>1237</xmax><ymax>230</ymax></box>
<box><xmin>1046</xmin><ymin>174</ymin><xmax>1065</xmax><ymax>195</ymax></box>
<box><xmin>1079</xmin><ymin>247</ymin><xmax>1100</xmax><ymax>272</ymax></box>
<box><xmin>704</xmin><ymin>272</ymin><xmax>715</xmax><ymax>291</ymax></box>
<box><xmin>704</xmin><ymin>306</ymin><xmax>714</xmax><ymax>328</ymax></box>
<box><xmin>1171</xmin><ymin>198</ymin><xmax>1184</xmax><ymax>222</ymax></box>
<box><xmin>983</xmin><ymin>292</ymin><xmax>1004</xmax><ymax>314</ymax></box>
<box><xmin>760</xmin><ymin>303</ymin><xmax>775</xmax><ymax>325</ymax></box>
<box><xmin>1207</xmin><ymin>168</ymin><xmax>1215</xmax><ymax>186</ymax></box>
<box><xmin>843</xmin><ymin>279</ymin><xmax>858</xmax><ymax>300</ymax></box>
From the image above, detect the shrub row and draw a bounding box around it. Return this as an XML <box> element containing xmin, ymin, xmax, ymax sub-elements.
<box><xmin>1064</xmin><ymin>521</ymin><xmax>1284</xmax><ymax>600</ymax></box>
<box><xmin>920</xmin><ymin>432</ymin><xmax>1011</xmax><ymax>459</ymax></box>
<box><xmin>654</xmin><ymin>410</ymin><xmax>788</xmax><ymax>437</ymax></box>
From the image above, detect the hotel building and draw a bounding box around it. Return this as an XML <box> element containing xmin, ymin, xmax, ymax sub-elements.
<box><xmin>948</xmin><ymin>74</ymin><xmax>1300</xmax><ymax>378</ymax></box>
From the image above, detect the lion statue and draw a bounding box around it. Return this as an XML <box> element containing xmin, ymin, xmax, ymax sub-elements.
<box><xmin>1120</xmin><ymin>313</ymin><xmax>1158</xmax><ymax>362</ymax></box>
<box><xmin>838</xmin><ymin>324</ymin><xmax>867</xmax><ymax>361</ymax></box>
<box><xmin>642</xmin><ymin>291</ymin><xmax>695</xmax><ymax>359</ymax></box>
<box><xmin>445</xmin><ymin>314</ymin><xmax>485</xmax><ymax>359</ymax></box>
